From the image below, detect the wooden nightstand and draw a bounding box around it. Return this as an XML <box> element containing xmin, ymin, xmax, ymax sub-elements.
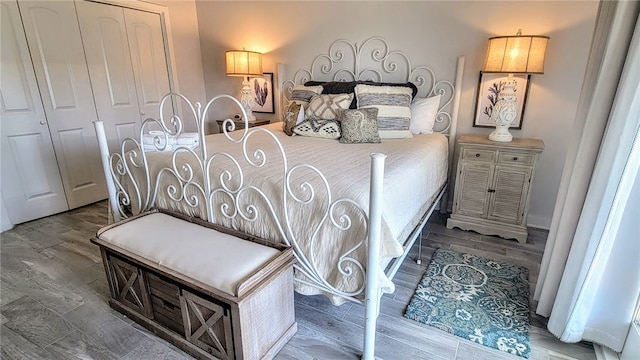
<box><xmin>216</xmin><ymin>119</ymin><xmax>270</xmax><ymax>133</ymax></box>
<box><xmin>446</xmin><ymin>135</ymin><xmax>544</xmax><ymax>243</ymax></box>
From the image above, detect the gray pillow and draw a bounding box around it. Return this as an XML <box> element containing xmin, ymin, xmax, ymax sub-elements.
<box><xmin>339</xmin><ymin>108</ymin><xmax>381</xmax><ymax>144</ymax></box>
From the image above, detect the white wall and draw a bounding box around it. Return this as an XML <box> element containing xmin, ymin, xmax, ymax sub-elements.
<box><xmin>150</xmin><ymin>0</ymin><xmax>207</xmax><ymax>131</ymax></box>
<box><xmin>195</xmin><ymin>0</ymin><xmax>599</xmax><ymax>229</ymax></box>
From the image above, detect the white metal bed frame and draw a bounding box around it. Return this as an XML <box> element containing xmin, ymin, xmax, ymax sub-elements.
<box><xmin>94</xmin><ymin>37</ymin><xmax>464</xmax><ymax>360</ymax></box>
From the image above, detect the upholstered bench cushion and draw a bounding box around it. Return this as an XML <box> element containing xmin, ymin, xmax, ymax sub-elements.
<box><xmin>97</xmin><ymin>212</ymin><xmax>281</xmax><ymax>296</ymax></box>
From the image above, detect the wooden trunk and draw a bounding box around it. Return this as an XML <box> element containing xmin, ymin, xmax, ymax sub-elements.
<box><xmin>93</xmin><ymin>210</ymin><xmax>297</xmax><ymax>360</ymax></box>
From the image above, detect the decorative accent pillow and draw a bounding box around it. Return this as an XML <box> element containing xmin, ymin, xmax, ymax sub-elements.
<box><xmin>291</xmin><ymin>85</ymin><xmax>323</xmax><ymax>108</ymax></box>
<box><xmin>292</xmin><ymin>119</ymin><xmax>341</xmax><ymax>139</ymax></box>
<box><xmin>305</xmin><ymin>80</ymin><xmax>419</xmax><ymax>109</ymax></box>
<box><xmin>306</xmin><ymin>93</ymin><xmax>354</xmax><ymax>120</ymax></box>
<box><xmin>410</xmin><ymin>95</ymin><xmax>442</xmax><ymax>135</ymax></box>
<box><xmin>354</xmin><ymin>84</ymin><xmax>413</xmax><ymax>139</ymax></box>
<box><xmin>339</xmin><ymin>108</ymin><xmax>381</xmax><ymax>144</ymax></box>
<box><xmin>282</xmin><ymin>101</ymin><xmax>305</xmax><ymax>136</ymax></box>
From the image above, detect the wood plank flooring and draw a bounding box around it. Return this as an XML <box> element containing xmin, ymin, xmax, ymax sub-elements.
<box><xmin>0</xmin><ymin>202</ymin><xmax>596</xmax><ymax>360</ymax></box>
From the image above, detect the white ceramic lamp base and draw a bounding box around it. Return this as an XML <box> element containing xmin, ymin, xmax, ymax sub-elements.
<box><xmin>239</xmin><ymin>77</ymin><xmax>256</xmax><ymax>122</ymax></box>
<box><xmin>489</xmin><ymin>77</ymin><xmax>517</xmax><ymax>142</ymax></box>
<box><xmin>489</xmin><ymin>126</ymin><xmax>513</xmax><ymax>142</ymax></box>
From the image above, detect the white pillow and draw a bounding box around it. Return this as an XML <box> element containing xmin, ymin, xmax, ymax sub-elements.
<box><xmin>410</xmin><ymin>95</ymin><xmax>442</xmax><ymax>135</ymax></box>
<box><xmin>296</xmin><ymin>103</ymin><xmax>305</xmax><ymax>124</ymax></box>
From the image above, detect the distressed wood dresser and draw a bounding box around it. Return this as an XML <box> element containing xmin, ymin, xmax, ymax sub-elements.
<box><xmin>446</xmin><ymin>135</ymin><xmax>545</xmax><ymax>243</ymax></box>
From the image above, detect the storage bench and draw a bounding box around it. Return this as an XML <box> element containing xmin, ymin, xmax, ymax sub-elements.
<box><xmin>91</xmin><ymin>209</ymin><xmax>297</xmax><ymax>360</ymax></box>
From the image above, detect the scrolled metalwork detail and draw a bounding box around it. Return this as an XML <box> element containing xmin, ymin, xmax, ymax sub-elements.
<box><xmin>281</xmin><ymin>36</ymin><xmax>456</xmax><ymax>137</ymax></box>
<box><xmin>103</xmin><ymin>91</ymin><xmax>372</xmax><ymax>303</ymax></box>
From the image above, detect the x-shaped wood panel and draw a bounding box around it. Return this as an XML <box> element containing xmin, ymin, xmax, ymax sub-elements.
<box><xmin>114</xmin><ymin>263</ymin><xmax>143</xmax><ymax>308</ymax></box>
<box><xmin>181</xmin><ymin>290</ymin><xmax>233</xmax><ymax>360</ymax></box>
<box><xmin>107</xmin><ymin>256</ymin><xmax>151</xmax><ymax>316</ymax></box>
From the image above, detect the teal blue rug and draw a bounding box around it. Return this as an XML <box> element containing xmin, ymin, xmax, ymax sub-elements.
<box><xmin>404</xmin><ymin>249</ymin><xmax>531</xmax><ymax>358</ymax></box>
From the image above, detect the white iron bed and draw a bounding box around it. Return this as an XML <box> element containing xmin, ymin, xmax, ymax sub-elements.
<box><xmin>95</xmin><ymin>37</ymin><xmax>464</xmax><ymax>359</ymax></box>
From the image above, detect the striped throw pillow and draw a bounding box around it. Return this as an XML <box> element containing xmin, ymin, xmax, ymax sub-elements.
<box><xmin>355</xmin><ymin>84</ymin><xmax>413</xmax><ymax>139</ymax></box>
<box><xmin>291</xmin><ymin>85</ymin><xmax>323</xmax><ymax>108</ymax></box>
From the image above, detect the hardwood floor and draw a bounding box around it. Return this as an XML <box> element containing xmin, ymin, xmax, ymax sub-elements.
<box><xmin>0</xmin><ymin>202</ymin><xmax>596</xmax><ymax>360</ymax></box>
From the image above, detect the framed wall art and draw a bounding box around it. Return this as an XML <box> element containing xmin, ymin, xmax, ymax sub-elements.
<box><xmin>250</xmin><ymin>72</ymin><xmax>274</xmax><ymax>114</ymax></box>
<box><xmin>473</xmin><ymin>71</ymin><xmax>531</xmax><ymax>129</ymax></box>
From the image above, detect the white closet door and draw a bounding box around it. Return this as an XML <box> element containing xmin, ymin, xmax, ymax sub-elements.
<box><xmin>18</xmin><ymin>0</ymin><xmax>107</xmax><ymax>209</ymax></box>
<box><xmin>124</xmin><ymin>8</ymin><xmax>172</xmax><ymax>121</ymax></box>
<box><xmin>0</xmin><ymin>0</ymin><xmax>69</xmax><ymax>224</ymax></box>
<box><xmin>75</xmin><ymin>0</ymin><xmax>141</xmax><ymax>148</ymax></box>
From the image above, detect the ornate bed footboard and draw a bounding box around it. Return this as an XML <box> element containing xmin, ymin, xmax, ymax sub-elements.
<box><xmin>94</xmin><ymin>92</ymin><xmax>387</xmax><ymax>358</ymax></box>
<box><xmin>96</xmin><ymin>93</ymin><xmax>383</xmax><ymax>299</ymax></box>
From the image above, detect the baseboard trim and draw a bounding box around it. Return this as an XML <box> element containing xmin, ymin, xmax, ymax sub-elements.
<box><xmin>527</xmin><ymin>213</ymin><xmax>551</xmax><ymax>230</ymax></box>
<box><xmin>594</xmin><ymin>344</ymin><xmax>620</xmax><ymax>360</ymax></box>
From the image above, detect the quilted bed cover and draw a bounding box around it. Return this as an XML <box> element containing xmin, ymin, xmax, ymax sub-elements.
<box><xmin>141</xmin><ymin>123</ymin><xmax>448</xmax><ymax>303</ymax></box>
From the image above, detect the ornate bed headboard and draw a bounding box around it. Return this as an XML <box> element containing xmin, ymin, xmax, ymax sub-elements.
<box><xmin>277</xmin><ymin>36</ymin><xmax>464</xmax><ymax>138</ymax></box>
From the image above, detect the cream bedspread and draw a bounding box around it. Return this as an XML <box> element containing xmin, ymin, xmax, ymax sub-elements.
<box><xmin>139</xmin><ymin>123</ymin><xmax>447</xmax><ymax>303</ymax></box>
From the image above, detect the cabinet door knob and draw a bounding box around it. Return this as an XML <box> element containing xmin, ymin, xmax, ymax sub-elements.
<box><xmin>475</xmin><ymin>153</ymin><xmax>481</xmax><ymax>157</ymax></box>
<box><xmin>513</xmin><ymin>156</ymin><xmax>519</xmax><ymax>161</ymax></box>
<box><xmin>487</xmin><ymin>189</ymin><xmax>496</xmax><ymax>193</ymax></box>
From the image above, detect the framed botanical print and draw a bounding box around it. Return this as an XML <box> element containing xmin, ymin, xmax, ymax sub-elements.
<box><xmin>250</xmin><ymin>72</ymin><xmax>275</xmax><ymax>114</ymax></box>
<box><xmin>474</xmin><ymin>71</ymin><xmax>531</xmax><ymax>129</ymax></box>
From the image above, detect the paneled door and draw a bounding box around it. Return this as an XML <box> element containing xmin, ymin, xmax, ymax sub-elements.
<box><xmin>0</xmin><ymin>0</ymin><xmax>69</xmax><ymax>224</ymax></box>
<box><xmin>18</xmin><ymin>0</ymin><xmax>107</xmax><ymax>209</ymax></box>
<box><xmin>75</xmin><ymin>0</ymin><xmax>141</xmax><ymax>149</ymax></box>
<box><xmin>76</xmin><ymin>0</ymin><xmax>172</xmax><ymax>149</ymax></box>
<box><xmin>124</xmin><ymin>7</ymin><xmax>172</xmax><ymax>122</ymax></box>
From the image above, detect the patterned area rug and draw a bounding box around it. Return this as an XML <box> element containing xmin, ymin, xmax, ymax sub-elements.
<box><xmin>404</xmin><ymin>249</ymin><xmax>531</xmax><ymax>358</ymax></box>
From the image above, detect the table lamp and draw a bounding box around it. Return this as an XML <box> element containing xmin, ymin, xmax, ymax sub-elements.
<box><xmin>225</xmin><ymin>49</ymin><xmax>263</xmax><ymax>122</ymax></box>
<box><xmin>483</xmin><ymin>30</ymin><xmax>549</xmax><ymax>142</ymax></box>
